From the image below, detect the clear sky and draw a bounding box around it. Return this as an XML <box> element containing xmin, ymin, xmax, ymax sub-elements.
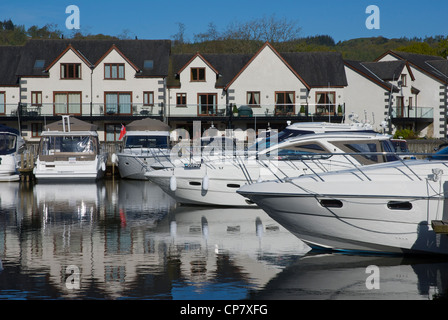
<box><xmin>1</xmin><ymin>0</ymin><xmax>447</xmax><ymax>42</ymax></box>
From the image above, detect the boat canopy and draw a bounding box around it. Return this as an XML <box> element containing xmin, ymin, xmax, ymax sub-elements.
<box><xmin>45</xmin><ymin>117</ymin><xmax>98</xmax><ymax>132</ymax></box>
<box><xmin>0</xmin><ymin>124</ymin><xmax>20</xmax><ymax>136</ymax></box>
<box><xmin>125</xmin><ymin>118</ymin><xmax>170</xmax><ymax>131</ymax></box>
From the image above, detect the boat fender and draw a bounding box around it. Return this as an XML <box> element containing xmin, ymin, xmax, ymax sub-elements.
<box><xmin>111</xmin><ymin>153</ymin><xmax>118</xmax><ymax>164</ymax></box>
<box><xmin>170</xmin><ymin>175</ymin><xmax>177</xmax><ymax>191</ymax></box>
<box><xmin>202</xmin><ymin>175</ymin><xmax>209</xmax><ymax>191</ymax></box>
<box><xmin>101</xmin><ymin>162</ymin><xmax>106</xmax><ymax>171</ymax></box>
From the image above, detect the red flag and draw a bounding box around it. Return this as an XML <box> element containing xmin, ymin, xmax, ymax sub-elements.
<box><xmin>118</xmin><ymin>124</ymin><xmax>126</xmax><ymax>140</ymax></box>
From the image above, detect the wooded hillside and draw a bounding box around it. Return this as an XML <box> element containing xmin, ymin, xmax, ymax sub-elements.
<box><xmin>1</xmin><ymin>18</ymin><xmax>447</xmax><ymax>61</ymax></box>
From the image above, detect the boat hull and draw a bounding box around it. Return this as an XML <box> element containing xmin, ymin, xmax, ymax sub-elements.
<box><xmin>238</xmin><ymin>160</ymin><xmax>448</xmax><ymax>255</ymax></box>
<box><xmin>0</xmin><ymin>154</ymin><xmax>20</xmax><ymax>181</ymax></box>
<box><xmin>117</xmin><ymin>152</ymin><xmax>170</xmax><ymax>180</ymax></box>
<box><xmin>146</xmin><ymin>158</ymin><xmax>359</xmax><ymax>206</ymax></box>
<box><xmin>34</xmin><ymin>156</ymin><xmax>107</xmax><ymax>182</ymax></box>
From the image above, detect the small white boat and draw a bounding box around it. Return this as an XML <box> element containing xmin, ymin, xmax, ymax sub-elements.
<box><xmin>33</xmin><ymin>116</ymin><xmax>107</xmax><ymax>181</ymax></box>
<box><xmin>0</xmin><ymin>125</ymin><xmax>25</xmax><ymax>181</ymax></box>
<box><xmin>113</xmin><ymin>118</ymin><xmax>171</xmax><ymax>180</ymax></box>
<box><xmin>237</xmin><ymin>147</ymin><xmax>448</xmax><ymax>255</ymax></box>
<box><xmin>146</xmin><ymin>130</ymin><xmax>397</xmax><ymax>207</ymax></box>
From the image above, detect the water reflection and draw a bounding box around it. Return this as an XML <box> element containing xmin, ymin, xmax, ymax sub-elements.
<box><xmin>0</xmin><ymin>180</ymin><xmax>308</xmax><ymax>299</ymax></box>
<box><xmin>1</xmin><ymin>180</ymin><xmax>447</xmax><ymax>300</ymax></box>
<box><xmin>250</xmin><ymin>253</ymin><xmax>448</xmax><ymax>300</ymax></box>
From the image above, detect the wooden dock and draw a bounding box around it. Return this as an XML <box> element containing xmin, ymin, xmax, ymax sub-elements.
<box><xmin>432</xmin><ymin>220</ymin><xmax>448</xmax><ymax>234</ymax></box>
<box><xmin>18</xmin><ymin>152</ymin><xmax>35</xmax><ymax>181</ymax></box>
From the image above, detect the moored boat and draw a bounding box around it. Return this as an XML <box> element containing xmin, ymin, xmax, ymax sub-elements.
<box><xmin>33</xmin><ymin>116</ymin><xmax>107</xmax><ymax>181</ymax></box>
<box><xmin>112</xmin><ymin>118</ymin><xmax>171</xmax><ymax>180</ymax></box>
<box><xmin>146</xmin><ymin>130</ymin><xmax>398</xmax><ymax>207</ymax></box>
<box><xmin>0</xmin><ymin>124</ymin><xmax>25</xmax><ymax>181</ymax></box>
<box><xmin>237</xmin><ymin>150</ymin><xmax>448</xmax><ymax>255</ymax></box>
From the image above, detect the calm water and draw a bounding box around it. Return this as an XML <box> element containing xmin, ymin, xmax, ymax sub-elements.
<box><xmin>0</xmin><ymin>179</ymin><xmax>447</xmax><ymax>300</ymax></box>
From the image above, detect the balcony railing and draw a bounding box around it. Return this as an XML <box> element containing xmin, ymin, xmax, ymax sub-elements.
<box><xmin>1</xmin><ymin>103</ymin><xmax>164</xmax><ymax>118</ymax></box>
<box><xmin>391</xmin><ymin>106</ymin><xmax>433</xmax><ymax>119</ymax></box>
<box><xmin>166</xmin><ymin>103</ymin><xmax>345</xmax><ymax>118</ymax></box>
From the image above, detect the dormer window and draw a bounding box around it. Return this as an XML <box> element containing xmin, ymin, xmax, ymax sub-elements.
<box><xmin>400</xmin><ymin>74</ymin><xmax>407</xmax><ymax>87</ymax></box>
<box><xmin>191</xmin><ymin>67</ymin><xmax>205</xmax><ymax>81</ymax></box>
<box><xmin>105</xmin><ymin>63</ymin><xmax>125</xmax><ymax>79</ymax></box>
<box><xmin>61</xmin><ymin>63</ymin><xmax>81</xmax><ymax>79</ymax></box>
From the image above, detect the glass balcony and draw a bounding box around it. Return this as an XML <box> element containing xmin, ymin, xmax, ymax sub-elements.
<box><xmin>391</xmin><ymin>106</ymin><xmax>433</xmax><ymax>119</ymax></box>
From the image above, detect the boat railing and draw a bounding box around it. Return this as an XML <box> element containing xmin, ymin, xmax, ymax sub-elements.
<box><xmin>235</xmin><ymin>151</ymin><xmax>446</xmax><ymax>184</ymax></box>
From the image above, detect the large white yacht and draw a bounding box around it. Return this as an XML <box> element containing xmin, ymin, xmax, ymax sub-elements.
<box><xmin>33</xmin><ymin>116</ymin><xmax>107</xmax><ymax>181</ymax></box>
<box><xmin>112</xmin><ymin>118</ymin><xmax>171</xmax><ymax>180</ymax></box>
<box><xmin>237</xmin><ymin>147</ymin><xmax>448</xmax><ymax>255</ymax></box>
<box><xmin>0</xmin><ymin>124</ymin><xmax>25</xmax><ymax>181</ymax></box>
<box><xmin>146</xmin><ymin>129</ymin><xmax>398</xmax><ymax>206</ymax></box>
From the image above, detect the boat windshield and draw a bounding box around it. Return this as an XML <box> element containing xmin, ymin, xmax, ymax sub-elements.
<box><xmin>332</xmin><ymin>139</ymin><xmax>399</xmax><ymax>165</ymax></box>
<box><xmin>40</xmin><ymin>135</ymin><xmax>97</xmax><ymax>155</ymax></box>
<box><xmin>247</xmin><ymin>129</ymin><xmax>292</xmax><ymax>152</ymax></box>
<box><xmin>125</xmin><ymin>135</ymin><xmax>169</xmax><ymax>149</ymax></box>
<box><xmin>0</xmin><ymin>133</ymin><xmax>17</xmax><ymax>155</ymax></box>
<box><xmin>276</xmin><ymin>143</ymin><xmax>332</xmax><ymax>160</ymax></box>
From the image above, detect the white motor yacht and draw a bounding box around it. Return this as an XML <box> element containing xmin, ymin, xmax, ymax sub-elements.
<box><xmin>112</xmin><ymin>118</ymin><xmax>171</xmax><ymax>180</ymax></box>
<box><xmin>146</xmin><ymin>130</ymin><xmax>398</xmax><ymax>206</ymax></box>
<box><xmin>0</xmin><ymin>125</ymin><xmax>25</xmax><ymax>181</ymax></box>
<box><xmin>33</xmin><ymin>116</ymin><xmax>107</xmax><ymax>181</ymax></box>
<box><xmin>237</xmin><ymin>148</ymin><xmax>448</xmax><ymax>255</ymax></box>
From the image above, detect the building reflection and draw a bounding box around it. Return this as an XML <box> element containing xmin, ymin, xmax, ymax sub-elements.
<box><xmin>0</xmin><ymin>180</ymin><xmax>309</xmax><ymax>299</ymax></box>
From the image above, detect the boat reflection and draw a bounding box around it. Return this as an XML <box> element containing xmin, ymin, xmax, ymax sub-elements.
<box><xmin>250</xmin><ymin>252</ymin><xmax>448</xmax><ymax>300</ymax></box>
<box><xmin>0</xmin><ymin>180</ymin><xmax>308</xmax><ymax>299</ymax></box>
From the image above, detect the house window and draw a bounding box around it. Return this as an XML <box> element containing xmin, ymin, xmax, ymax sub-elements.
<box><xmin>60</xmin><ymin>63</ymin><xmax>81</xmax><ymax>79</ymax></box>
<box><xmin>247</xmin><ymin>91</ymin><xmax>260</xmax><ymax>107</ymax></box>
<box><xmin>143</xmin><ymin>92</ymin><xmax>154</xmax><ymax>106</ymax></box>
<box><xmin>0</xmin><ymin>92</ymin><xmax>5</xmax><ymax>114</ymax></box>
<box><xmin>105</xmin><ymin>123</ymin><xmax>122</xmax><ymax>142</ymax></box>
<box><xmin>31</xmin><ymin>123</ymin><xmax>43</xmax><ymax>138</ymax></box>
<box><xmin>316</xmin><ymin>92</ymin><xmax>335</xmax><ymax>115</ymax></box>
<box><xmin>191</xmin><ymin>68</ymin><xmax>205</xmax><ymax>81</ymax></box>
<box><xmin>401</xmin><ymin>74</ymin><xmax>407</xmax><ymax>87</ymax></box>
<box><xmin>176</xmin><ymin>93</ymin><xmax>187</xmax><ymax>107</ymax></box>
<box><xmin>275</xmin><ymin>91</ymin><xmax>295</xmax><ymax>115</ymax></box>
<box><xmin>105</xmin><ymin>92</ymin><xmax>132</xmax><ymax>115</ymax></box>
<box><xmin>54</xmin><ymin>92</ymin><xmax>82</xmax><ymax>115</ymax></box>
<box><xmin>198</xmin><ymin>93</ymin><xmax>217</xmax><ymax>115</ymax></box>
<box><xmin>31</xmin><ymin>92</ymin><xmax>42</xmax><ymax>106</ymax></box>
<box><xmin>105</xmin><ymin>63</ymin><xmax>125</xmax><ymax>79</ymax></box>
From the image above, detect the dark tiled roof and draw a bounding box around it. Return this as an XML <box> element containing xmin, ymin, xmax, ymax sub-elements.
<box><xmin>167</xmin><ymin>53</ymin><xmax>253</xmax><ymax>88</ymax></box>
<box><xmin>15</xmin><ymin>39</ymin><xmax>171</xmax><ymax>77</ymax></box>
<box><xmin>425</xmin><ymin>60</ymin><xmax>448</xmax><ymax>79</ymax></box>
<box><xmin>0</xmin><ymin>46</ymin><xmax>22</xmax><ymax>85</ymax></box>
<box><xmin>361</xmin><ymin>60</ymin><xmax>406</xmax><ymax>81</ymax></box>
<box><xmin>202</xmin><ymin>53</ymin><xmax>252</xmax><ymax>87</ymax></box>
<box><xmin>344</xmin><ymin>60</ymin><xmax>398</xmax><ymax>92</ymax></box>
<box><xmin>386</xmin><ymin>50</ymin><xmax>448</xmax><ymax>83</ymax></box>
<box><xmin>168</xmin><ymin>51</ymin><xmax>347</xmax><ymax>89</ymax></box>
<box><xmin>281</xmin><ymin>52</ymin><xmax>348</xmax><ymax>87</ymax></box>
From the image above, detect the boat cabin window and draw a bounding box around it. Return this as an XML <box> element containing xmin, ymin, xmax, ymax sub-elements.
<box><xmin>332</xmin><ymin>140</ymin><xmax>398</xmax><ymax>165</ymax></box>
<box><xmin>40</xmin><ymin>135</ymin><xmax>97</xmax><ymax>155</ymax></box>
<box><xmin>125</xmin><ymin>135</ymin><xmax>169</xmax><ymax>149</ymax></box>
<box><xmin>276</xmin><ymin>143</ymin><xmax>331</xmax><ymax>160</ymax></box>
<box><xmin>0</xmin><ymin>133</ymin><xmax>17</xmax><ymax>155</ymax></box>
